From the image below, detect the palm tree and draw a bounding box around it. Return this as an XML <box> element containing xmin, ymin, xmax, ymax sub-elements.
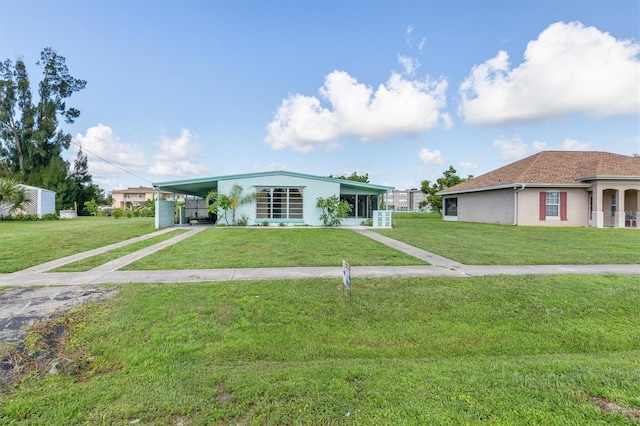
<box><xmin>207</xmin><ymin>185</ymin><xmax>258</xmax><ymax>226</ymax></box>
<box><xmin>0</xmin><ymin>178</ymin><xmax>31</xmax><ymax>217</ymax></box>
<box><xmin>227</xmin><ymin>184</ymin><xmax>258</xmax><ymax>226</ymax></box>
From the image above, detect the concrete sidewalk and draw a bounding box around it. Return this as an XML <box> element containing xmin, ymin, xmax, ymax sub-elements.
<box><xmin>0</xmin><ymin>226</ymin><xmax>638</xmax><ymax>288</ymax></box>
<box><xmin>1</xmin><ymin>226</ymin><xmax>637</xmax><ymax>343</ymax></box>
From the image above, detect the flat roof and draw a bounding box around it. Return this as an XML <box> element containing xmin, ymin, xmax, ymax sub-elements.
<box><xmin>153</xmin><ymin>170</ymin><xmax>394</xmax><ymax>198</ymax></box>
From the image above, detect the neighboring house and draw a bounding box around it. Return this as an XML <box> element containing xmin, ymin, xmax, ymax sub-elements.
<box><xmin>111</xmin><ymin>187</ymin><xmax>185</xmax><ymax>210</ymax></box>
<box><xmin>438</xmin><ymin>151</ymin><xmax>640</xmax><ymax>228</ymax></box>
<box><xmin>0</xmin><ymin>184</ymin><xmax>55</xmax><ymax>218</ymax></box>
<box><xmin>152</xmin><ymin>170</ymin><xmax>394</xmax><ymax>228</ymax></box>
<box><xmin>384</xmin><ymin>188</ymin><xmax>426</xmax><ymax>211</ymax></box>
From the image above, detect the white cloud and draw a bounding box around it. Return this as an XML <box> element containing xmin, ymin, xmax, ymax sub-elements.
<box><xmin>459</xmin><ymin>21</ymin><xmax>640</xmax><ymax>126</ymax></box>
<box><xmin>459</xmin><ymin>161</ymin><xmax>479</xmax><ymax>169</ymax></box>
<box><xmin>492</xmin><ymin>136</ymin><xmax>528</xmax><ymax>160</ymax></box>
<box><xmin>73</xmin><ymin>125</ymin><xmax>208</xmax><ymax>188</ymax></box>
<box><xmin>406</xmin><ymin>25</ymin><xmax>414</xmax><ymax>38</ymax></box>
<box><xmin>532</xmin><ymin>140</ymin><xmax>548</xmax><ymax>151</ymax></box>
<box><xmin>149</xmin><ymin>129</ymin><xmax>208</xmax><ymax>177</ymax></box>
<box><xmin>73</xmin><ymin>124</ymin><xmax>148</xmax><ymax>185</ymax></box>
<box><xmin>265</xmin><ymin>70</ymin><xmax>449</xmax><ymax>152</ymax></box>
<box><xmin>418</xmin><ymin>148</ymin><xmax>443</xmax><ymax>164</ymax></box>
<box><xmin>252</xmin><ymin>163</ymin><xmax>289</xmax><ymax>172</ymax></box>
<box><xmin>495</xmin><ymin>135</ymin><xmax>592</xmax><ymax>161</ymax></box>
<box><xmin>558</xmin><ymin>138</ymin><xmax>591</xmax><ymax>151</ymax></box>
<box><xmin>398</xmin><ymin>54</ymin><xmax>421</xmax><ymax>76</ymax></box>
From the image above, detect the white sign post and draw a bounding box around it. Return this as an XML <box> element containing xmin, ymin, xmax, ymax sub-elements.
<box><xmin>342</xmin><ymin>260</ymin><xmax>351</xmax><ymax>299</ymax></box>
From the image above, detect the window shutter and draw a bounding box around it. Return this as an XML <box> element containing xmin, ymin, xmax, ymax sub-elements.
<box><xmin>539</xmin><ymin>192</ymin><xmax>546</xmax><ymax>221</ymax></box>
<box><xmin>560</xmin><ymin>192</ymin><xmax>567</xmax><ymax>221</ymax></box>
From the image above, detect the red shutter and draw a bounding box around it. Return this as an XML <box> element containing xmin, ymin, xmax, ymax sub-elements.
<box><xmin>539</xmin><ymin>192</ymin><xmax>546</xmax><ymax>221</ymax></box>
<box><xmin>560</xmin><ymin>192</ymin><xmax>567</xmax><ymax>221</ymax></box>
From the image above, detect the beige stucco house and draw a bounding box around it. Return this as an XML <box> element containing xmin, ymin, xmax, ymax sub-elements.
<box><xmin>111</xmin><ymin>187</ymin><xmax>185</xmax><ymax>210</ymax></box>
<box><xmin>438</xmin><ymin>151</ymin><xmax>640</xmax><ymax>228</ymax></box>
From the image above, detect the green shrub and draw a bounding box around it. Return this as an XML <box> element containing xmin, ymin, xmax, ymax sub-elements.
<box><xmin>237</xmin><ymin>214</ymin><xmax>250</xmax><ymax>227</ymax></box>
<box><xmin>316</xmin><ymin>195</ymin><xmax>352</xmax><ymax>226</ymax></box>
<box><xmin>112</xmin><ymin>208</ymin><xmax>124</xmax><ymax>219</ymax></box>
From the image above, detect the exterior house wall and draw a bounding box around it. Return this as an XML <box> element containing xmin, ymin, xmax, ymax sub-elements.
<box><xmin>218</xmin><ymin>175</ymin><xmax>338</xmax><ymax>226</ymax></box>
<box><xmin>155</xmin><ymin>200</ymin><xmax>175</xmax><ymax>229</ymax></box>
<box><xmin>0</xmin><ymin>185</ymin><xmax>55</xmax><ymax>218</ymax></box>
<box><xmin>38</xmin><ymin>188</ymin><xmax>56</xmax><ymax>216</ymax></box>
<box><xmin>517</xmin><ymin>188</ymin><xmax>589</xmax><ymax>226</ymax></box>
<box><xmin>455</xmin><ymin>189</ymin><xmax>514</xmax><ymax>225</ymax></box>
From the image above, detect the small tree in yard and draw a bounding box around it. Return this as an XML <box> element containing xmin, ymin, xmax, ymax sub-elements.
<box><xmin>420</xmin><ymin>166</ymin><xmax>473</xmax><ymax>214</ymax></box>
<box><xmin>83</xmin><ymin>199</ymin><xmax>98</xmax><ymax>216</ymax></box>
<box><xmin>207</xmin><ymin>184</ymin><xmax>257</xmax><ymax>226</ymax></box>
<box><xmin>316</xmin><ymin>195</ymin><xmax>352</xmax><ymax>226</ymax></box>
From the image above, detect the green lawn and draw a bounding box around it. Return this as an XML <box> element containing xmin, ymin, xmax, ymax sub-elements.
<box><xmin>50</xmin><ymin>229</ymin><xmax>189</xmax><ymax>272</ymax></box>
<box><xmin>1</xmin><ymin>275</ymin><xmax>638</xmax><ymax>424</ymax></box>
<box><xmin>124</xmin><ymin>227</ymin><xmax>428</xmax><ymax>270</ymax></box>
<box><xmin>1</xmin><ymin>215</ymin><xmax>637</xmax><ymax>272</ymax></box>
<box><xmin>376</xmin><ymin>212</ymin><xmax>640</xmax><ymax>265</ymax></box>
<box><xmin>0</xmin><ymin>217</ymin><xmax>156</xmax><ymax>273</ymax></box>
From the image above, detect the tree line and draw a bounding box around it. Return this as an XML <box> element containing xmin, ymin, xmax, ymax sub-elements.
<box><xmin>0</xmin><ymin>47</ymin><xmax>106</xmax><ymax>215</ymax></box>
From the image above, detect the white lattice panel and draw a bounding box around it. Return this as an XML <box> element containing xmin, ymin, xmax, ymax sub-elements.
<box><xmin>373</xmin><ymin>210</ymin><xmax>392</xmax><ymax>228</ymax></box>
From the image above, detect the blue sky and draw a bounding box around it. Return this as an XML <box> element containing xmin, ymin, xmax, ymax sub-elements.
<box><xmin>1</xmin><ymin>0</ymin><xmax>639</xmax><ymax>192</ymax></box>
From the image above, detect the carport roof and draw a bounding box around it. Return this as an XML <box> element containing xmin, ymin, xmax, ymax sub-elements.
<box><xmin>153</xmin><ymin>170</ymin><xmax>394</xmax><ymax>198</ymax></box>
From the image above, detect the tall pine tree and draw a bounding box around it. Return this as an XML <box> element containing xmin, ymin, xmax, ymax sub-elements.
<box><xmin>0</xmin><ymin>47</ymin><xmax>87</xmax><ymax>211</ymax></box>
<box><xmin>72</xmin><ymin>146</ymin><xmax>104</xmax><ymax>215</ymax></box>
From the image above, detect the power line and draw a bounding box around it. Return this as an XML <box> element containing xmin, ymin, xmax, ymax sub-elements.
<box><xmin>69</xmin><ymin>139</ymin><xmax>154</xmax><ymax>186</ymax></box>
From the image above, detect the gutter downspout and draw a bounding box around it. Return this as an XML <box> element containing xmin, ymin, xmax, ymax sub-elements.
<box><xmin>513</xmin><ymin>184</ymin><xmax>526</xmax><ymax>226</ymax></box>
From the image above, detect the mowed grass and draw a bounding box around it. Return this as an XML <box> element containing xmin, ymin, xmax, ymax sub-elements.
<box><xmin>50</xmin><ymin>229</ymin><xmax>190</xmax><ymax>272</ymax></box>
<box><xmin>1</xmin><ymin>275</ymin><xmax>638</xmax><ymax>424</ymax></box>
<box><xmin>124</xmin><ymin>227</ymin><xmax>428</xmax><ymax>270</ymax></box>
<box><xmin>376</xmin><ymin>212</ymin><xmax>640</xmax><ymax>265</ymax></box>
<box><xmin>0</xmin><ymin>217</ymin><xmax>156</xmax><ymax>273</ymax></box>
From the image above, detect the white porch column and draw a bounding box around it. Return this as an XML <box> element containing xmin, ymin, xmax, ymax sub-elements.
<box><xmin>635</xmin><ymin>193</ymin><xmax>640</xmax><ymax>228</ymax></box>
<box><xmin>615</xmin><ymin>189</ymin><xmax>625</xmax><ymax>228</ymax></box>
<box><xmin>592</xmin><ymin>184</ymin><xmax>604</xmax><ymax>228</ymax></box>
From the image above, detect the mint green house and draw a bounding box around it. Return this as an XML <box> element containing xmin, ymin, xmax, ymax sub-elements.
<box><xmin>152</xmin><ymin>170</ymin><xmax>394</xmax><ymax>229</ymax></box>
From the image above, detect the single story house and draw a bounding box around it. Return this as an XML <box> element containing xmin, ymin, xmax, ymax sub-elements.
<box><xmin>152</xmin><ymin>170</ymin><xmax>394</xmax><ymax>229</ymax></box>
<box><xmin>438</xmin><ymin>151</ymin><xmax>640</xmax><ymax>228</ymax></box>
<box><xmin>0</xmin><ymin>184</ymin><xmax>56</xmax><ymax>218</ymax></box>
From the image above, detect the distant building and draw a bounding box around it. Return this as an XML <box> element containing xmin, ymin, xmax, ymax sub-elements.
<box><xmin>111</xmin><ymin>187</ymin><xmax>185</xmax><ymax>210</ymax></box>
<box><xmin>384</xmin><ymin>189</ymin><xmax>426</xmax><ymax>211</ymax></box>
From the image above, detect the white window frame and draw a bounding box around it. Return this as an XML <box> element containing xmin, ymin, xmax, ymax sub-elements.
<box><xmin>545</xmin><ymin>191</ymin><xmax>560</xmax><ymax>220</ymax></box>
<box><xmin>256</xmin><ymin>187</ymin><xmax>303</xmax><ymax>221</ymax></box>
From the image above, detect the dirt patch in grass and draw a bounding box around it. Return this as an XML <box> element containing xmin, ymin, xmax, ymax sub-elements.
<box><xmin>590</xmin><ymin>396</ymin><xmax>640</xmax><ymax>420</ymax></box>
<box><xmin>0</xmin><ymin>290</ymin><xmax>117</xmax><ymax>388</ymax></box>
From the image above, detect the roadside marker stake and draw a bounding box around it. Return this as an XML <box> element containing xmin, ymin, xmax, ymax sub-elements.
<box><xmin>342</xmin><ymin>260</ymin><xmax>352</xmax><ymax>302</ymax></box>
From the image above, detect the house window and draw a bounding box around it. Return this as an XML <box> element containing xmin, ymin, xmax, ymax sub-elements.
<box><xmin>444</xmin><ymin>198</ymin><xmax>458</xmax><ymax>216</ymax></box>
<box><xmin>539</xmin><ymin>191</ymin><xmax>567</xmax><ymax>221</ymax></box>
<box><xmin>611</xmin><ymin>193</ymin><xmax>616</xmax><ymax>215</ymax></box>
<box><xmin>256</xmin><ymin>187</ymin><xmax>303</xmax><ymax>220</ymax></box>
<box><xmin>340</xmin><ymin>195</ymin><xmax>377</xmax><ymax>218</ymax></box>
<box><xmin>546</xmin><ymin>192</ymin><xmax>560</xmax><ymax>218</ymax></box>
